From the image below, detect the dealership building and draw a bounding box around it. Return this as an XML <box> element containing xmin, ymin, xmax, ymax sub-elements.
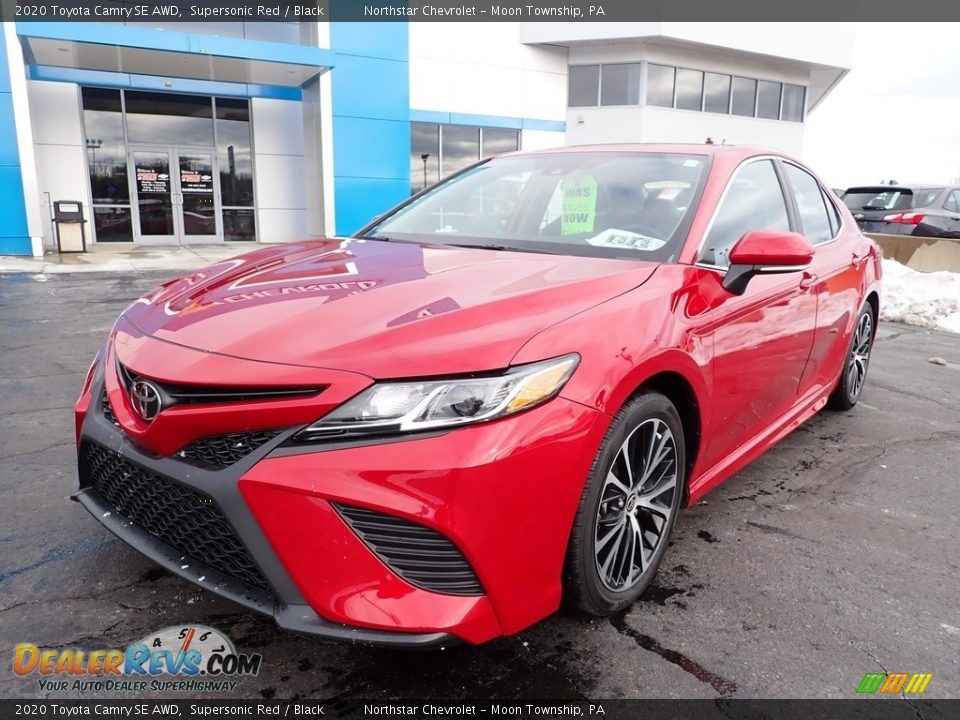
<box><xmin>0</xmin><ymin>21</ymin><xmax>853</xmax><ymax>256</ymax></box>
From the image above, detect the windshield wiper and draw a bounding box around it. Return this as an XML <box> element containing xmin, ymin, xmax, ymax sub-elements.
<box><xmin>358</xmin><ymin>234</ymin><xmax>422</xmax><ymax>245</ymax></box>
<box><xmin>439</xmin><ymin>242</ymin><xmax>564</xmax><ymax>256</ymax></box>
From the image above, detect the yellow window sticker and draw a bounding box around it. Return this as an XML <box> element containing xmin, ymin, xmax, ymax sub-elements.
<box><xmin>561</xmin><ymin>175</ymin><xmax>598</xmax><ymax>235</ymax></box>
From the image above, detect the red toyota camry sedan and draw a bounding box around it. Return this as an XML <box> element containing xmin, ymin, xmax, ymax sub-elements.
<box><xmin>74</xmin><ymin>144</ymin><xmax>881</xmax><ymax>646</ymax></box>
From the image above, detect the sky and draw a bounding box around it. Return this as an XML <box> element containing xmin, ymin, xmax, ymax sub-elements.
<box><xmin>804</xmin><ymin>23</ymin><xmax>960</xmax><ymax>189</ymax></box>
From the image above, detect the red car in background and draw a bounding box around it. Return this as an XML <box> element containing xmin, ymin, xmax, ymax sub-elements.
<box><xmin>74</xmin><ymin>145</ymin><xmax>881</xmax><ymax>646</ymax></box>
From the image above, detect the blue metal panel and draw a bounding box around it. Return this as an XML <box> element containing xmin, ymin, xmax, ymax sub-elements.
<box><xmin>334</xmin><ymin>177</ymin><xmax>412</xmax><ymax>236</ymax></box>
<box><xmin>328</xmin><ymin>21</ymin><xmax>408</xmax><ymax>61</ymax></box>
<box><xmin>16</xmin><ymin>22</ymin><xmax>335</xmax><ymax>69</ymax></box>
<box><xmin>410</xmin><ymin>108</ymin><xmax>565</xmax><ymax>133</ymax></box>
<box><xmin>330</xmin><ymin>20</ymin><xmax>410</xmax><ymax>235</ymax></box>
<box><xmin>521</xmin><ymin>118</ymin><xmax>566</xmax><ymax>132</ymax></box>
<box><xmin>450</xmin><ymin>112</ymin><xmax>523</xmax><ymax>130</ymax></box>
<box><xmin>333</xmin><ymin>116</ymin><xmax>411</xmax><ymax>180</ymax></box>
<box><xmin>0</xmin><ymin>45</ymin><xmax>9</xmax><ymax>93</ymax></box>
<box><xmin>0</xmin><ymin>94</ymin><xmax>19</xmax><ymax>166</ymax></box>
<box><xmin>331</xmin><ymin>54</ymin><xmax>409</xmax><ymax>122</ymax></box>
<box><xmin>27</xmin><ymin>65</ymin><xmax>303</xmax><ymax>101</ymax></box>
<box><xmin>0</xmin><ymin>32</ymin><xmax>32</xmax><ymax>255</ymax></box>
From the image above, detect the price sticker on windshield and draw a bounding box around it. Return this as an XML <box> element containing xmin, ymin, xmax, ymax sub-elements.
<box><xmin>586</xmin><ymin>229</ymin><xmax>667</xmax><ymax>251</ymax></box>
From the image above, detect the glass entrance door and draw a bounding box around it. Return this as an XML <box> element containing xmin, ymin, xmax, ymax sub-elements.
<box><xmin>129</xmin><ymin>147</ymin><xmax>221</xmax><ymax>244</ymax></box>
<box><xmin>131</xmin><ymin>148</ymin><xmax>176</xmax><ymax>244</ymax></box>
<box><xmin>176</xmin><ymin>150</ymin><xmax>219</xmax><ymax>243</ymax></box>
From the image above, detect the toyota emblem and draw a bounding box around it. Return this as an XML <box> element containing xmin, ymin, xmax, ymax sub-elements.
<box><xmin>130</xmin><ymin>379</ymin><xmax>163</xmax><ymax>422</ymax></box>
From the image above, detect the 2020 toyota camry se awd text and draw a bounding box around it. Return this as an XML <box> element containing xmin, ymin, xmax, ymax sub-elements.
<box><xmin>74</xmin><ymin>144</ymin><xmax>881</xmax><ymax>646</ymax></box>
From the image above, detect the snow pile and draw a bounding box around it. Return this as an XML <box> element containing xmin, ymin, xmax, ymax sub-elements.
<box><xmin>880</xmin><ymin>258</ymin><xmax>960</xmax><ymax>334</ymax></box>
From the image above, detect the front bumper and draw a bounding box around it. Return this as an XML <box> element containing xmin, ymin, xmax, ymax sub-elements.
<box><xmin>75</xmin><ymin>363</ymin><xmax>609</xmax><ymax>645</ymax></box>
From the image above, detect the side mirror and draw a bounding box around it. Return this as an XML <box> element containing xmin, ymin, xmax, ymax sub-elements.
<box><xmin>722</xmin><ymin>230</ymin><xmax>814</xmax><ymax>295</ymax></box>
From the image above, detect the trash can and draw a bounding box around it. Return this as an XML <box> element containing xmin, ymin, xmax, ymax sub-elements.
<box><xmin>53</xmin><ymin>201</ymin><xmax>87</xmax><ymax>253</ymax></box>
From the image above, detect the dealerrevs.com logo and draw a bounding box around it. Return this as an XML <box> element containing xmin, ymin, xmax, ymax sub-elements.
<box><xmin>13</xmin><ymin>625</ymin><xmax>261</xmax><ymax>693</ymax></box>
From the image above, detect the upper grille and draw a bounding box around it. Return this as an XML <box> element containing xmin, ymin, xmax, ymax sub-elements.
<box><xmin>335</xmin><ymin>504</ymin><xmax>483</xmax><ymax>596</ymax></box>
<box><xmin>176</xmin><ymin>430</ymin><xmax>283</xmax><ymax>470</ymax></box>
<box><xmin>80</xmin><ymin>441</ymin><xmax>270</xmax><ymax>592</ymax></box>
<box><xmin>117</xmin><ymin>361</ymin><xmax>323</xmax><ymax>406</ymax></box>
<box><xmin>101</xmin><ymin>391</ymin><xmax>120</xmax><ymax>427</ymax></box>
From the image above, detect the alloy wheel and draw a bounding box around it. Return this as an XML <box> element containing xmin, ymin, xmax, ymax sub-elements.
<box><xmin>594</xmin><ymin>418</ymin><xmax>678</xmax><ymax>592</ymax></box>
<box><xmin>847</xmin><ymin>312</ymin><xmax>873</xmax><ymax>401</ymax></box>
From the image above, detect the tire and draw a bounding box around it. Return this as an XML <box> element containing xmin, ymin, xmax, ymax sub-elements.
<box><xmin>564</xmin><ymin>392</ymin><xmax>685</xmax><ymax>616</ymax></box>
<box><xmin>827</xmin><ymin>304</ymin><xmax>875</xmax><ymax>411</ymax></box>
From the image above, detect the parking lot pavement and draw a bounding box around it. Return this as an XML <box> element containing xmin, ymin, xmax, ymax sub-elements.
<box><xmin>1</xmin><ymin>270</ymin><xmax>958</xmax><ymax>701</ymax></box>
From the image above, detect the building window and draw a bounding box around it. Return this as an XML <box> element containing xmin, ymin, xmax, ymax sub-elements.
<box><xmin>675</xmin><ymin>69</ymin><xmax>704</xmax><ymax>111</ymax></box>
<box><xmin>632</xmin><ymin>63</ymin><xmax>806</xmax><ymax>123</ymax></box>
<box><xmin>411</xmin><ymin>122</ymin><xmax>441</xmax><ymax>194</ymax></box>
<box><xmin>81</xmin><ymin>87</ymin><xmax>257</xmax><ymax>243</ymax></box>
<box><xmin>215</xmin><ymin>98</ymin><xmax>256</xmax><ymax>240</ymax></box>
<box><xmin>409</xmin><ymin>123</ymin><xmax>520</xmax><ymax>194</ymax></box>
<box><xmin>781</xmin><ymin>84</ymin><xmax>806</xmax><ymax>122</ymax></box>
<box><xmin>645</xmin><ymin>64</ymin><xmax>675</xmax><ymax>108</ymax></box>
<box><xmin>568</xmin><ymin>65</ymin><xmax>600</xmax><ymax>107</ymax></box>
<box><xmin>600</xmin><ymin>63</ymin><xmax>641</xmax><ymax>106</ymax></box>
<box><xmin>756</xmin><ymin>80</ymin><xmax>782</xmax><ymax>120</ymax></box>
<box><xmin>703</xmin><ymin>73</ymin><xmax>731</xmax><ymax>114</ymax></box>
<box><xmin>482</xmin><ymin>127</ymin><xmax>520</xmax><ymax>158</ymax></box>
<box><xmin>441</xmin><ymin>125</ymin><xmax>480</xmax><ymax>178</ymax></box>
<box><xmin>730</xmin><ymin>76</ymin><xmax>757</xmax><ymax>117</ymax></box>
<box><xmin>82</xmin><ymin>88</ymin><xmax>131</xmax><ymax>242</ymax></box>
<box><xmin>124</xmin><ymin>91</ymin><xmax>215</xmax><ymax>146</ymax></box>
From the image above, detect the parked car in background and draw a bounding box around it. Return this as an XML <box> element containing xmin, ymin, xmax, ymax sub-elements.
<box><xmin>842</xmin><ymin>185</ymin><xmax>960</xmax><ymax>237</ymax></box>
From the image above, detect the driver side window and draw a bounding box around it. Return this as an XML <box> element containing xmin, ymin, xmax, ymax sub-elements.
<box><xmin>700</xmin><ymin>160</ymin><xmax>790</xmax><ymax>267</ymax></box>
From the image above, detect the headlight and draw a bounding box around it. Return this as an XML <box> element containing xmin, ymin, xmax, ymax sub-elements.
<box><xmin>295</xmin><ymin>354</ymin><xmax>579</xmax><ymax>442</ymax></box>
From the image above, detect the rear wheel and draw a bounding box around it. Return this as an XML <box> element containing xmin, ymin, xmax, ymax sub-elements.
<box><xmin>828</xmin><ymin>305</ymin><xmax>875</xmax><ymax>410</ymax></box>
<box><xmin>564</xmin><ymin>393</ymin><xmax>684</xmax><ymax>615</ymax></box>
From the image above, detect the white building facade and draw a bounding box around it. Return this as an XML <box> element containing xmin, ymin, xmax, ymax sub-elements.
<box><xmin>0</xmin><ymin>21</ymin><xmax>852</xmax><ymax>256</ymax></box>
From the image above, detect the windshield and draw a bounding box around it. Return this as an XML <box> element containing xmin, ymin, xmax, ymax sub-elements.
<box><xmin>364</xmin><ymin>151</ymin><xmax>709</xmax><ymax>261</ymax></box>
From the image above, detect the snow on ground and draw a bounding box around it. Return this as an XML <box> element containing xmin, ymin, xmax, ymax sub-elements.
<box><xmin>880</xmin><ymin>258</ymin><xmax>960</xmax><ymax>334</ymax></box>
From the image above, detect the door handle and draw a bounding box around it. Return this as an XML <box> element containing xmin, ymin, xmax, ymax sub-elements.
<box><xmin>799</xmin><ymin>271</ymin><xmax>819</xmax><ymax>290</ymax></box>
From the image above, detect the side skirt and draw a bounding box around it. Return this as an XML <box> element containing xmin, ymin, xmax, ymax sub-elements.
<box><xmin>684</xmin><ymin>381</ymin><xmax>836</xmax><ymax>506</ymax></box>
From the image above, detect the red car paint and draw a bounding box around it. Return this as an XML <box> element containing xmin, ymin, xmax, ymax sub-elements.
<box><xmin>75</xmin><ymin>145</ymin><xmax>881</xmax><ymax>644</ymax></box>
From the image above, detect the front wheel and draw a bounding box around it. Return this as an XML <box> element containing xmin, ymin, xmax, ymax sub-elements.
<box><xmin>828</xmin><ymin>304</ymin><xmax>875</xmax><ymax>410</ymax></box>
<box><xmin>564</xmin><ymin>392</ymin><xmax>685</xmax><ymax>616</ymax></box>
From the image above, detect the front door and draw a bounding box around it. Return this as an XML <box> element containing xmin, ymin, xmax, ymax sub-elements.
<box><xmin>692</xmin><ymin>158</ymin><xmax>818</xmax><ymax>473</ymax></box>
<box><xmin>130</xmin><ymin>147</ymin><xmax>221</xmax><ymax>244</ymax></box>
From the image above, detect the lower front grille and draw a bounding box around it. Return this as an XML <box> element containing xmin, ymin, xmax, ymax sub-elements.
<box><xmin>79</xmin><ymin>441</ymin><xmax>270</xmax><ymax>592</ymax></box>
<box><xmin>176</xmin><ymin>430</ymin><xmax>282</xmax><ymax>470</ymax></box>
<box><xmin>335</xmin><ymin>504</ymin><xmax>483</xmax><ymax>596</ymax></box>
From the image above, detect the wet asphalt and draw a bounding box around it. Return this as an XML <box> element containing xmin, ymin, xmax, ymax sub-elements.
<box><xmin>1</xmin><ymin>270</ymin><xmax>958</xmax><ymax>701</ymax></box>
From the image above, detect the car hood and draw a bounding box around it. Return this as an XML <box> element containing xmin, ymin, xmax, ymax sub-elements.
<box><xmin>122</xmin><ymin>238</ymin><xmax>658</xmax><ymax>377</ymax></box>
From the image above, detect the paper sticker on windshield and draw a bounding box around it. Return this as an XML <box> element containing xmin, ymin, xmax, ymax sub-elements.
<box><xmin>561</xmin><ymin>175</ymin><xmax>598</xmax><ymax>235</ymax></box>
<box><xmin>586</xmin><ymin>229</ymin><xmax>667</xmax><ymax>251</ymax></box>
